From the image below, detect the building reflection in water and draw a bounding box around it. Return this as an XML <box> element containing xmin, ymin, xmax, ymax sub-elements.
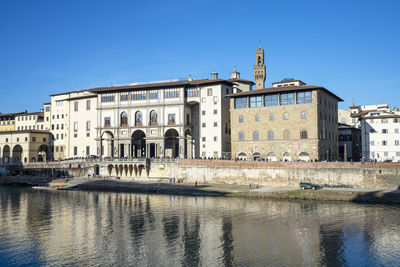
<box><xmin>0</xmin><ymin>186</ymin><xmax>400</xmax><ymax>266</ymax></box>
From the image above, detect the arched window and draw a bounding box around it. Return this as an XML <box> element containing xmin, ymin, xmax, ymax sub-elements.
<box><xmin>300</xmin><ymin>130</ymin><xmax>308</xmax><ymax>139</ymax></box>
<box><xmin>258</xmin><ymin>56</ymin><xmax>261</xmax><ymax>67</ymax></box>
<box><xmin>255</xmin><ymin>115</ymin><xmax>260</xmax><ymax>122</ymax></box>
<box><xmin>239</xmin><ymin>115</ymin><xmax>244</xmax><ymax>123</ymax></box>
<box><xmin>268</xmin><ymin>130</ymin><xmax>274</xmax><ymax>140</ymax></box>
<box><xmin>270</xmin><ymin>113</ymin><xmax>274</xmax><ymax>121</ymax></box>
<box><xmin>253</xmin><ymin>131</ymin><xmax>259</xmax><ymax>141</ymax></box>
<box><xmin>150</xmin><ymin>110</ymin><xmax>158</xmax><ymax>125</ymax></box>
<box><xmin>301</xmin><ymin>111</ymin><xmax>307</xmax><ymax>119</ymax></box>
<box><xmin>135</xmin><ymin>111</ymin><xmax>142</xmax><ymax>126</ymax></box>
<box><xmin>120</xmin><ymin>112</ymin><xmax>128</xmax><ymax>126</ymax></box>
<box><xmin>238</xmin><ymin>132</ymin><xmax>244</xmax><ymax>141</ymax></box>
<box><xmin>283</xmin><ymin>112</ymin><xmax>289</xmax><ymax>120</ymax></box>
<box><xmin>283</xmin><ymin>130</ymin><xmax>290</xmax><ymax>140</ymax></box>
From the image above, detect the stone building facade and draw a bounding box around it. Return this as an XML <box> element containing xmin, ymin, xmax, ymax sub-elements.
<box><xmin>229</xmin><ymin>79</ymin><xmax>342</xmax><ymax>161</ymax></box>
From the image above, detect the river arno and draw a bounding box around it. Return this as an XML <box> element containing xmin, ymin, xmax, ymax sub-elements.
<box><xmin>0</xmin><ymin>186</ymin><xmax>399</xmax><ymax>266</ymax></box>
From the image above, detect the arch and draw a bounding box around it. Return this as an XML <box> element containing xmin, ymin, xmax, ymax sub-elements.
<box><xmin>120</xmin><ymin>111</ymin><xmax>128</xmax><ymax>127</ymax></box>
<box><xmin>164</xmin><ymin>129</ymin><xmax>179</xmax><ymax>158</ymax></box>
<box><xmin>299</xmin><ymin>152</ymin><xmax>310</xmax><ymax>161</ymax></box>
<box><xmin>283</xmin><ymin>152</ymin><xmax>289</xmax><ymax>156</ymax></box>
<box><xmin>31</xmin><ymin>157</ymin><xmax>36</xmax><ymax>162</ymax></box>
<box><xmin>150</xmin><ymin>110</ymin><xmax>158</xmax><ymax>125</ymax></box>
<box><xmin>282</xmin><ymin>152</ymin><xmax>291</xmax><ymax>162</ymax></box>
<box><xmin>131</xmin><ymin>130</ymin><xmax>146</xmax><ymax>158</ymax></box>
<box><xmin>238</xmin><ymin>152</ymin><xmax>247</xmax><ymax>160</ymax></box>
<box><xmin>94</xmin><ymin>164</ymin><xmax>100</xmax><ymax>176</ymax></box>
<box><xmin>253</xmin><ymin>131</ymin><xmax>259</xmax><ymax>141</ymax></box>
<box><xmin>101</xmin><ymin>131</ymin><xmax>114</xmax><ymax>158</ymax></box>
<box><xmin>128</xmin><ymin>164</ymin><xmax>133</xmax><ymax>177</ymax></box>
<box><xmin>107</xmin><ymin>164</ymin><xmax>113</xmax><ymax>176</ymax></box>
<box><xmin>38</xmin><ymin>145</ymin><xmax>48</xmax><ymax>162</ymax></box>
<box><xmin>268</xmin><ymin>130</ymin><xmax>274</xmax><ymax>140</ymax></box>
<box><xmin>124</xmin><ymin>164</ymin><xmax>128</xmax><ymax>176</ymax></box>
<box><xmin>12</xmin><ymin>145</ymin><xmax>23</xmax><ymax>163</ymax></box>
<box><xmin>135</xmin><ymin>111</ymin><xmax>143</xmax><ymax>126</ymax></box>
<box><xmin>283</xmin><ymin>130</ymin><xmax>290</xmax><ymax>140</ymax></box>
<box><xmin>267</xmin><ymin>152</ymin><xmax>277</xmax><ymax>162</ymax></box>
<box><xmin>184</xmin><ymin>129</ymin><xmax>192</xmax><ymax>158</ymax></box>
<box><xmin>257</xmin><ymin>56</ymin><xmax>262</xmax><ymax>67</ymax></box>
<box><xmin>2</xmin><ymin>145</ymin><xmax>10</xmax><ymax>163</ymax></box>
<box><xmin>253</xmin><ymin>152</ymin><xmax>261</xmax><ymax>160</ymax></box>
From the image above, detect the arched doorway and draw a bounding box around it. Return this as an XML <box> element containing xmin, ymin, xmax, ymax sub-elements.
<box><xmin>2</xmin><ymin>145</ymin><xmax>10</xmax><ymax>163</ymax></box>
<box><xmin>164</xmin><ymin>129</ymin><xmax>179</xmax><ymax>158</ymax></box>
<box><xmin>101</xmin><ymin>131</ymin><xmax>114</xmax><ymax>158</ymax></box>
<box><xmin>253</xmin><ymin>152</ymin><xmax>261</xmax><ymax>160</ymax></box>
<box><xmin>38</xmin><ymin>145</ymin><xmax>48</xmax><ymax>162</ymax></box>
<box><xmin>131</xmin><ymin>130</ymin><xmax>146</xmax><ymax>158</ymax></box>
<box><xmin>299</xmin><ymin>152</ymin><xmax>310</xmax><ymax>162</ymax></box>
<box><xmin>282</xmin><ymin>152</ymin><xmax>291</xmax><ymax>162</ymax></box>
<box><xmin>238</xmin><ymin>152</ymin><xmax>247</xmax><ymax>160</ymax></box>
<box><xmin>12</xmin><ymin>145</ymin><xmax>23</xmax><ymax>163</ymax></box>
<box><xmin>267</xmin><ymin>152</ymin><xmax>277</xmax><ymax>161</ymax></box>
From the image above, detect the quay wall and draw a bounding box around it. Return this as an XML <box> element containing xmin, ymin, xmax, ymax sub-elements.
<box><xmin>176</xmin><ymin>160</ymin><xmax>400</xmax><ymax>190</ymax></box>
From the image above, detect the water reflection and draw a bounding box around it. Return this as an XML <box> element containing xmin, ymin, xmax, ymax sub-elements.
<box><xmin>0</xmin><ymin>186</ymin><xmax>400</xmax><ymax>266</ymax></box>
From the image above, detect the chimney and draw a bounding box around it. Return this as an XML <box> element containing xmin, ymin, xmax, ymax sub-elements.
<box><xmin>210</xmin><ymin>72</ymin><xmax>218</xmax><ymax>80</ymax></box>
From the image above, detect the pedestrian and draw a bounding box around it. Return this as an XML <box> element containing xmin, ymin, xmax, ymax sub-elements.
<box><xmin>195</xmin><ymin>181</ymin><xmax>197</xmax><ymax>187</ymax></box>
<box><xmin>249</xmin><ymin>183</ymin><xmax>252</xmax><ymax>188</ymax></box>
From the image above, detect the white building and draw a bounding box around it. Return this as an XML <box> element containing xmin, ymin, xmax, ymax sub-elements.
<box><xmin>351</xmin><ymin>104</ymin><xmax>400</xmax><ymax>162</ymax></box>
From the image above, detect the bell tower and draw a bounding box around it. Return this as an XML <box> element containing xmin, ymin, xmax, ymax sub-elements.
<box><xmin>253</xmin><ymin>41</ymin><xmax>266</xmax><ymax>89</ymax></box>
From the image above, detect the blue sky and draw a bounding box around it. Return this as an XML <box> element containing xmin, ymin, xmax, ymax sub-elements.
<box><xmin>0</xmin><ymin>0</ymin><xmax>399</xmax><ymax>113</ymax></box>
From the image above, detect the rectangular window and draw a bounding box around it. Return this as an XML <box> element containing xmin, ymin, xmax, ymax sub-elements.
<box><xmin>120</xmin><ymin>92</ymin><xmax>129</xmax><ymax>101</ymax></box>
<box><xmin>86</xmin><ymin>146</ymin><xmax>90</xmax><ymax>156</ymax></box>
<box><xmin>207</xmin><ymin>88</ymin><xmax>212</xmax><ymax>96</ymax></box>
<box><xmin>32</xmin><ymin>137</ymin><xmax>36</xmax><ymax>142</ymax></box>
<box><xmin>249</xmin><ymin>96</ymin><xmax>262</xmax><ymax>107</ymax></box>
<box><xmin>74</xmin><ymin>146</ymin><xmax>77</xmax><ymax>156</ymax></box>
<box><xmin>397</xmin><ymin>152</ymin><xmax>400</xmax><ymax>157</ymax></box>
<box><xmin>149</xmin><ymin>90</ymin><xmax>158</xmax><ymax>99</ymax></box>
<box><xmin>264</xmin><ymin>94</ymin><xmax>278</xmax><ymax>106</ymax></box>
<box><xmin>61</xmin><ymin>134</ymin><xmax>63</xmax><ymax>139</ymax></box>
<box><xmin>382</xmin><ymin>140</ymin><xmax>387</xmax><ymax>146</ymax></box>
<box><xmin>74</xmin><ymin>102</ymin><xmax>78</xmax><ymax>111</ymax></box>
<box><xmin>186</xmin><ymin>87</ymin><xmax>199</xmax><ymax>97</ymax></box>
<box><xmin>45</xmin><ymin>106</ymin><xmax>50</xmax><ymax>112</ymax></box>
<box><xmin>214</xmin><ymin>122</ymin><xmax>217</xmax><ymax>127</ymax></box>
<box><xmin>60</xmin><ymin>146</ymin><xmax>63</xmax><ymax>152</ymax></box>
<box><xmin>280</xmin><ymin>93</ymin><xmax>294</xmax><ymax>105</ymax></box>
<box><xmin>382</xmin><ymin>129</ymin><xmax>388</xmax><ymax>134</ymax></box>
<box><xmin>213</xmin><ymin>96</ymin><xmax>218</xmax><ymax>104</ymax></box>
<box><xmin>370</xmin><ymin>141</ymin><xmax>375</xmax><ymax>146</ymax></box>
<box><xmin>86</xmin><ymin>100</ymin><xmax>91</xmax><ymax>110</ymax></box>
<box><xmin>56</xmin><ymin>146</ymin><xmax>59</xmax><ymax>152</ymax></box>
<box><xmin>239</xmin><ymin>115</ymin><xmax>243</xmax><ymax>123</ymax></box>
<box><xmin>214</xmin><ymin>136</ymin><xmax>217</xmax><ymax>141</ymax></box>
<box><xmin>202</xmin><ymin>110</ymin><xmax>206</xmax><ymax>115</ymax></box>
<box><xmin>131</xmin><ymin>90</ymin><xmax>146</xmax><ymax>100</ymax></box>
<box><xmin>104</xmin><ymin>117</ymin><xmax>111</xmax><ymax>127</ymax></box>
<box><xmin>384</xmin><ymin>152</ymin><xmax>388</xmax><ymax>157</ymax></box>
<box><xmin>395</xmin><ymin>140</ymin><xmax>400</xmax><ymax>146</ymax></box>
<box><xmin>381</xmin><ymin>119</ymin><xmax>388</xmax><ymax>123</ymax></box>
<box><xmin>213</xmin><ymin>109</ymin><xmax>217</xmax><ymax>115</ymax></box>
<box><xmin>74</xmin><ymin>122</ymin><xmax>78</xmax><ymax>132</ymax></box>
<box><xmin>168</xmin><ymin>114</ymin><xmax>176</xmax><ymax>125</ymax></box>
<box><xmin>234</xmin><ymin>97</ymin><xmax>247</xmax><ymax>109</ymax></box>
<box><xmin>202</xmin><ymin>123</ymin><xmax>206</xmax><ymax>127</ymax></box>
<box><xmin>101</xmin><ymin>93</ymin><xmax>114</xmax><ymax>103</ymax></box>
<box><xmin>86</xmin><ymin>121</ymin><xmax>91</xmax><ymax>131</ymax></box>
<box><xmin>202</xmin><ymin>137</ymin><xmax>206</xmax><ymax>142</ymax></box>
<box><xmin>395</xmin><ymin>128</ymin><xmax>399</xmax><ymax>133</ymax></box>
<box><xmin>283</xmin><ymin>113</ymin><xmax>289</xmax><ymax>120</ymax></box>
<box><xmin>164</xmin><ymin>88</ymin><xmax>179</xmax><ymax>98</ymax></box>
<box><xmin>296</xmin><ymin>91</ymin><xmax>312</xmax><ymax>104</ymax></box>
<box><xmin>43</xmin><ymin>138</ymin><xmax>46</xmax><ymax>142</ymax></box>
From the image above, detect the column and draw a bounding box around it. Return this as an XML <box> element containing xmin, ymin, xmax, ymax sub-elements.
<box><xmin>179</xmin><ymin>137</ymin><xmax>185</xmax><ymax>158</ymax></box>
<box><xmin>160</xmin><ymin>139</ymin><xmax>164</xmax><ymax>158</ymax></box>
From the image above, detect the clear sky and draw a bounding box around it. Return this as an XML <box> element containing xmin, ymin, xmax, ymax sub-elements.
<box><xmin>0</xmin><ymin>0</ymin><xmax>399</xmax><ymax>113</ymax></box>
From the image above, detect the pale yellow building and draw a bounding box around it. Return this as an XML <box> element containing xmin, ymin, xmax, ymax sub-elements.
<box><xmin>0</xmin><ymin>112</ymin><xmax>24</xmax><ymax>132</ymax></box>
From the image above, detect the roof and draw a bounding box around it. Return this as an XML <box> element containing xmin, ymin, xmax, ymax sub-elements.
<box><xmin>226</xmin><ymin>85</ymin><xmax>343</xmax><ymax>101</ymax></box>
<box><xmin>15</xmin><ymin>111</ymin><xmax>43</xmax><ymax>117</ymax></box>
<box><xmin>67</xmin><ymin>94</ymin><xmax>97</xmax><ymax>101</ymax></box>
<box><xmin>272</xmin><ymin>79</ymin><xmax>304</xmax><ymax>85</ymax></box>
<box><xmin>363</xmin><ymin>114</ymin><xmax>400</xmax><ymax>119</ymax></box>
<box><xmin>88</xmin><ymin>79</ymin><xmax>235</xmax><ymax>93</ymax></box>
<box><xmin>338</xmin><ymin>122</ymin><xmax>360</xmax><ymax>130</ymax></box>
<box><xmin>0</xmin><ymin>112</ymin><xmax>27</xmax><ymax>118</ymax></box>
<box><xmin>50</xmin><ymin>88</ymin><xmax>91</xmax><ymax>97</ymax></box>
<box><xmin>227</xmin><ymin>78</ymin><xmax>255</xmax><ymax>85</ymax></box>
<box><xmin>0</xmin><ymin>130</ymin><xmax>50</xmax><ymax>135</ymax></box>
<box><xmin>44</xmin><ymin>102</ymin><xmax>51</xmax><ymax>105</ymax></box>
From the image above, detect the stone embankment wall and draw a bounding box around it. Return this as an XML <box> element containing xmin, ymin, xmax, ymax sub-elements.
<box><xmin>177</xmin><ymin>160</ymin><xmax>400</xmax><ymax>190</ymax></box>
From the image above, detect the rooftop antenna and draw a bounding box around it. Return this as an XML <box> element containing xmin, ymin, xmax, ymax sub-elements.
<box><xmin>259</xmin><ymin>40</ymin><xmax>261</xmax><ymax>49</ymax></box>
<box><xmin>352</xmin><ymin>98</ymin><xmax>355</xmax><ymax>107</ymax></box>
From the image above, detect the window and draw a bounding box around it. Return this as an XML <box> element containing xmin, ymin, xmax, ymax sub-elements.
<box><xmin>235</xmin><ymin>97</ymin><xmax>247</xmax><ymax>109</ymax></box>
<box><xmin>56</xmin><ymin>134</ymin><xmax>59</xmax><ymax>140</ymax></box>
<box><xmin>86</xmin><ymin>146</ymin><xmax>90</xmax><ymax>155</ymax></box>
<box><xmin>32</xmin><ymin>137</ymin><xmax>36</xmax><ymax>142</ymax></box>
<box><xmin>62</xmin><ymin>114</ymin><xmax>64</xmax><ymax>119</ymax></box>
<box><xmin>264</xmin><ymin>94</ymin><xmax>278</xmax><ymax>106</ymax></box>
<box><xmin>74</xmin><ymin>122</ymin><xmax>78</xmax><ymax>132</ymax></box>
<box><xmin>86</xmin><ymin>100</ymin><xmax>91</xmax><ymax>110</ymax></box>
<box><xmin>384</xmin><ymin>152</ymin><xmax>389</xmax><ymax>157</ymax></box>
<box><xmin>268</xmin><ymin>130</ymin><xmax>274</xmax><ymax>140</ymax></box>
<box><xmin>300</xmin><ymin>130</ymin><xmax>308</xmax><ymax>139</ymax></box>
<box><xmin>213</xmin><ymin>96</ymin><xmax>218</xmax><ymax>104</ymax></box>
<box><xmin>249</xmin><ymin>96</ymin><xmax>262</xmax><ymax>107</ymax></box>
<box><xmin>60</xmin><ymin>146</ymin><xmax>63</xmax><ymax>152</ymax></box>
<box><xmin>239</xmin><ymin>115</ymin><xmax>243</xmax><ymax>123</ymax></box>
<box><xmin>201</xmin><ymin>97</ymin><xmax>205</xmax><ymax>103</ymax></box>
<box><xmin>395</xmin><ymin>140</ymin><xmax>399</xmax><ymax>146</ymax></box>
<box><xmin>101</xmin><ymin>94</ymin><xmax>114</xmax><ymax>103</ymax></box>
<box><xmin>186</xmin><ymin>87</ymin><xmax>199</xmax><ymax>97</ymax></box>
<box><xmin>61</xmin><ymin>124</ymin><xmax>64</xmax><ymax>130</ymax></box>
<box><xmin>395</xmin><ymin>128</ymin><xmax>399</xmax><ymax>133</ymax></box>
<box><xmin>270</xmin><ymin>113</ymin><xmax>275</xmax><ymax>121</ymax></box>
<box><xmin>45</xmin><ymin>106</ymin><xmax>50</xmax><ymax>112</ymax></box>
<box><xmin>207</xmin><ymin>88</ymin><xmax>212</xmax><ymax>96</ymax></box>
<box><xmin>74</xmin><ymin>146</ymin><xmax>78</xmax><ymax>156</ymax></box>
<box><xmin>86</xmin><ymin>121</ymin><xmax>91</xmax><ymax>131</ymax></box>
<box><xmin>214</xmin><ymin>109</ymin><xmax>217</xmax><ymax>115</ymax></box>
<box><xmin>253</xmin><ymin>131</ymin><xmax>259</xmax><ymax>141</ymax></box>
<box><xmin>168</xmin><ymin>114</ymin><xmax>176</xmax><ymax>125</ymax></box>
<box><xmin>370</xmin><ymin>119</ymin><xmax>374</xmax><ymax>123</ymax></box>
<box><xmin>120</xmin><ymin>92</ymin><xmax>129</xmax><ymax>101</ymax></box>
<box><xmin>57</xmin><ymin>115</ymin><xmax>59</xmax><ymax>119</ymax></box>
<box><xmin>43</xmin><ymin>138</ymin><xmax>46</xmax><ymax>142</ymax></box>
<box><xmin>120</xmin><ymin>112</ymin><xmax>128</xmax><ymax>126</ymax></box>
<box><xmin>104</xmin><ymin>117</ymin><xmax>111</xmax><ymax>127</ymax></box>
<box><xmin>397</xmin><ymin>152</ymin><xmax>400</xmax><ymax>157</ymax></box>
<box><xmin>214</xmin><ymin>136</ymin><xmax>217</xmax><ymax>142</ymax></box>
<box><xmin>135</xmin><ymin>111</ymin><xmax>142</xmax><ymax>126</ymax></box>
<box><xmin>370</xmin><ymin>141</ymin><xmax>375</xmax><ymax>146</ymax></box>
<box><xmin>296</xmin><ymin>91</ymin><xmax>312</xmax><ymax>104</ymax></box>
<box><xmin>382</xmin><ymin>140</ymin><xmax>387</xmax><ymax>146</ymax></box>
<box><xmin>150</xmin><ymin>110</ymin><xmax>158</xmax><ymax>125</ymax></box>
<box><xmin>239</xmin><ymin>132</ymin><xmax>244</xmax><ymax>141</ymax></box>
<box><xmin>132</xmin><ymin>91</ymin><xmax>146</xmax><ymax>100</ymax></box>
<box><xmin>61</xmin><ymin>134</ymin><xmax>63</xmax><ymax>139</ymax></box>
<box><xmin>74</xmin><ymin>102</ymin><xmax>78</xmax><ymax>111</ymax></box>
<box><xmin>283</xmin><ymin>130</ymin><xmax>290</xmax><ymax>139</ymax></box>
<box><xmin>301</xmin><ymin>111</ymin><xmax>307</xmax><ymax>119</ymax></box>
<box><xmin>214</xmin><ymin>122</ymin><xmax>217</xmax><ymax>127</ymax></box>
<box><xmin>394</xmin><ymin>118</ymin><xmax>399</xmax><ymax>123</ymax></box>
<box><xmin>56</xmin><ymin>146</ymin><xmax>59</xmax><ymax>152</ymax></box>
<box><xmin>164</xmin><ymin>88</ymin><xmax>179</xmax><ymax>98</ymax></box>
<box><xmin>255</xmin><ymin>115</ymin><xmax>260</xmax><ymax>122</ymax></box>
<box><xmin>149</xmin><ymin>90</ymin><xmax>158</xmax><ymax>99</ymax></box>
<box><xmin>283</xmin><ymin>113</ymin><xmax>289</xmax><ymax>120</ymax></box>
<box><xmin>202</xmin><ymin>123</ymin><xmax>206</xmax><ymax>127</ymax></box>
<box><xmin>202</xmin><ymin>137</ymin><xmax>206</xmax><ymax>142</ymax></box>
<box><xmin>382</xmin><ymin>129</ymin><xmax>388</xmax><ymax>134</ymax></box>
<box><xmin>280</xmin><ymin>93</ymin><xmax>294</xmax><ymax>105</ymax></box>
<box><xmin>202</xmin><ymin>110</ymin><xmax>206</xmax><ymax>115</ymax></box>
<box><xmin>56</xmin><ymin>124</ymin><xmax>59</xmax><ymax>130</ymax></box>
<box><xmin>381</xmin><ymin>119</ymin><xmax>388</xmax><ymax>123</ymax></box>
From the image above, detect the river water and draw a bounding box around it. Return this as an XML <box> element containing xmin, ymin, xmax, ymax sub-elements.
<box><xmin>0</xmin><ymin>186</ymin><xmax>400</xmax><ymax>266</ymax></box>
